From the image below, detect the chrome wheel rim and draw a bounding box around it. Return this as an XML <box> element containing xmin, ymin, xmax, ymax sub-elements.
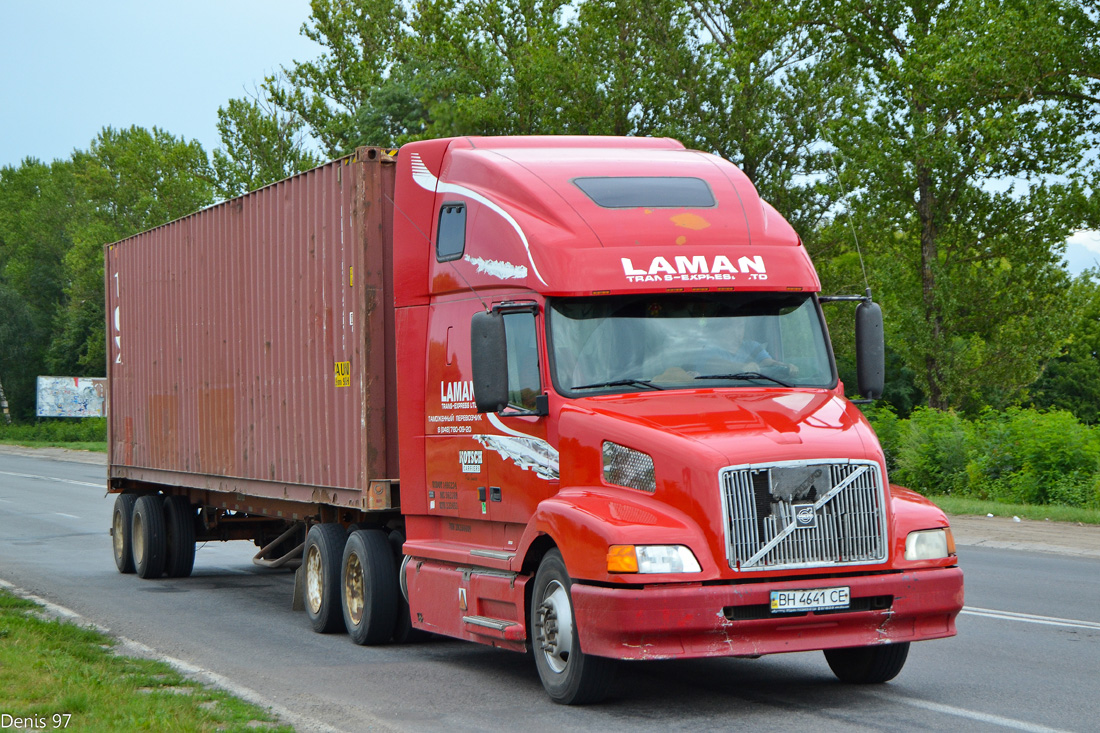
<box><xmin>536</xmin><ymin>580</ymin><xmax>573</xmax><ymax>674</ymax></box>
<box><xmin>112</xmin><ymin>508</ymin><xmax>125</xmax><ymax>560</ymax></box>
<box><xmin>305</xmin><ymin>544</ymin><xmax>324</xmax><ymax>615</ymax></box>
<box><xmin>132</xmin><ymin>512</ymin><xmax>145</xmax><ymax>564</ymax></box>
<box><xmin>344</xmin><ymin>553</ymin><xmax>364</xmax><ymax>626</ymax></box>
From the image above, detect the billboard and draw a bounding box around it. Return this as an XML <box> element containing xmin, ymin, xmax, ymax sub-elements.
<box><xmin>36</xmin><ymin>377</ymin><xmax>107</xmax><ymax>418</ymax></box>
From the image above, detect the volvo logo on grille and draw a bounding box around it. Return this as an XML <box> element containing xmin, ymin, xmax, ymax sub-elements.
<box><xmin>794</xmin><ymin>504</ymin><xmax>817</xmax><ymax>528</ymax></box>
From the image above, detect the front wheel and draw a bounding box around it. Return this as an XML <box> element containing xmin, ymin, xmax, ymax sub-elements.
<box><xmin>824</xmin><ymin>642</ymin><xmax>910</xmax><ymax>683</ymax></box>
<box><xmin>530</xmin><ymin>549</ymin><xmax>616</xmax><ymax>704</ymax></box>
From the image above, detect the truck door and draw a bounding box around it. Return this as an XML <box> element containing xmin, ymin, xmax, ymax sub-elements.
<box><xmin>424</xmin><ymin>299</ymin><xmax>497</xmax><ymax>546</ymax></box>
<box><xmin>471</xmin><ymin>306</ymin><xmax>557</xmax><ymax>553</ymax></box>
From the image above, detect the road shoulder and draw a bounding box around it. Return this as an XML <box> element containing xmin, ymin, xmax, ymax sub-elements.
<box><xmin>949</xmin><ymin>514</ymin><xmax>1100</xmax><ymax>559</ymax></box>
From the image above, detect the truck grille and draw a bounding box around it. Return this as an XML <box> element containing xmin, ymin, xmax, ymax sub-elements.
<box><xmin>720</xmin><ymin>460</ymin><xmax>887</xmax><ymax>571</ymax></box>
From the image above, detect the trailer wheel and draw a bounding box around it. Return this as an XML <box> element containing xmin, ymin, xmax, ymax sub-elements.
<box><xmin>111</xmin><ymin>494</ymin><xmax>138</xmax><ymax>574</ymax></box>
<box><xmin>824</xmin><ymin>642</ymin><xmax>910</xmax><ymax>684</ymax></box>
<box><xmin>132</xmin><ymin>495</ymin><xmax>167</xmax><ymax>579</ymax></box>
<box><xmin>304</xmin><ymin>523</ymin><xmax>347</xmax><ymax>633</ymax></box>
<box><xmin>531</xmin><ymin>549</ymin><xmax>616</xmax><ymax>704</ymax></box>
<box><xmin>163</xmin><ymin>495</ymin><xmax>196</xmax><ymax>578</ymax></box>
<box><xmin>341</xmin><ymin>530</ymin><xmax>398</xmax><ymax>645</ymax></box>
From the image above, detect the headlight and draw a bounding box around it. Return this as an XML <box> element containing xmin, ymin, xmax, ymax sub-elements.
<box><xmin>607</xmin><ymin>545</ymin><xmax>701</xmax><ymax>573</ymax></box>
<box><xmin>602</xmin><ymin>441</ymin><xmax>655</xmax><ymax>493</ymax></box>
<box><xmin>905</xmin><ymin>528</ymin><xmax>955</xmax><ymax>560</ymax></box>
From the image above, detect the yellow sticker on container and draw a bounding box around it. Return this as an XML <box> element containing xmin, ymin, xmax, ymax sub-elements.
<box><xmin>334</xmin><ymin>361</ymin><xmax>351</xmax><ymax>387</ymax></box>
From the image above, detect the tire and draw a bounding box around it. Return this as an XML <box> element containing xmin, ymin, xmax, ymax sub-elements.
<box><xmin>531</xmin><ymin>549</ymin><xmax>616</xmax><ymax>704</ymax></box>
<box><xmin>112</xmin><ymin>494</ymin><xmax>138</xmax><ymax>574</ymax></box>
<box><xmin>132</xmin><ymin>494</ymin><xmax>167</xmax><ymax>579</ymax></box>
<box><xmin>163</xmin><ymin>495</ymin><xmax>196</xmax><ymax>578</ymax></box>
<box><xmin>824</xmin><ymin>642</ymin><xmax>910</xmax><ymax>684</ymax></box>
<box><xmin>341</xmin><ymin>530</ymin><xmax>398</xmax><ymax>645</ymax></box>
<box><xmin>303</xmin><ymin>523</ymin><xmax>347</xmax><ymax>633</ymax></box>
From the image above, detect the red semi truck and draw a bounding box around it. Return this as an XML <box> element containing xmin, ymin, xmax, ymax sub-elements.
<box><xmin>105</xmin><ymin>136</ymin><xmax>963</xmax><ymax>704</ymax></box>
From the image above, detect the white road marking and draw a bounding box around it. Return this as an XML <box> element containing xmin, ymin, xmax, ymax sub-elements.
<box><xmin>872</xmin><ymin>692</ymin><xmax>1074</xmax><ymax>733</ymax></box>
<box><xmin>0</xmin><ymin>470</ymin><xmax>102</xmax><ymax>488</ymax></box>
<box><xmin>962</xmin><ymin>606</ymin><xmax>1100</xmax><ymax>631</ymax></box>
<box><xmin>54</xmin><ymin>512</ymin><xmax>81</xmax><ymax>519</ymax></box>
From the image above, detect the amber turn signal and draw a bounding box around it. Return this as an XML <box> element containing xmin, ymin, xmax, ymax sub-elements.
<box><xmin>607</xmin><ymin>545</ymin><xmax>639</xmax><ymax>573</ymax></box>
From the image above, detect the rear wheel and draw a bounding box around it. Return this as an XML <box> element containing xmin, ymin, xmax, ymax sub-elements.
<box><xmin>824</xmin><ymin>642</ymin><xmax>910</xmax><ymax>683</ymax></box>
<box><xmin>112</xmin><ymin>494</ymin><xmax>138</xmax><ymax>574</ymax></box>
<box><xmin>531</xmin><ymin>549</ymin><xmax>616</xmax><ymax>704</ymax></box>
<box><xmin>163</xmin><ymin>495</ymin><xmax>196</xmax><ymax>578</ymax></box>
<box><xmin>341</xmin><ymin>530</ymin><xmax>398</xmax><ymax>645</ymax></box>
<box><xmin>132</xmin><ymin>495</ymin><xmax>167</xmax><ymax>579</ymax></box>
<box><xmin>303</xmin><ymin>523</ymin><xmax>347</xmax><ymax>633</ymax></box>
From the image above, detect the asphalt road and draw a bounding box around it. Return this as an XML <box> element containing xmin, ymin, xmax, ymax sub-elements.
<box><xmin>1</xmin><ymin>450</ymin><xmax>1098</xmax><ymax>732</ymax></box>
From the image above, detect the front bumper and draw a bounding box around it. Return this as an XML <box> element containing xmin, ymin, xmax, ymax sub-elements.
<box><xmin>571</xmin><ymin>566</ymin><xmax>963</xmax><ymax>660</ymax></box>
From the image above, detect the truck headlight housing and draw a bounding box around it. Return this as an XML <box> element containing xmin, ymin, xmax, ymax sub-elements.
<box><xmin>904</xmin><ymin>528</ymin><xmax>955</xmax><ymax>560</ymax></box>
<box><xmin>607</xmin><ymin>545</ymin><xmax>701</xmax><ymax>574</ymax></box>
<box><xmin>602</xmin><ymin>442</ymin><xmax>655</xmax><ymax>493</ymax></box>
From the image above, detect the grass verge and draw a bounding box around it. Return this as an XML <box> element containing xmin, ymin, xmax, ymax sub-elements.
<box><xmin>928</xmin><ymin>495</ymin><xmax>1100</xmax><ymax>526</ymax></box>
<box><xmin>0</xmin><ymin>440</ymin><xmax>106</xmax><ymax>452</ymax></box>
<box><xmin>0</xmin><ymin>589</ymin><xmax>293</xmax><ymax>732</ymax></box>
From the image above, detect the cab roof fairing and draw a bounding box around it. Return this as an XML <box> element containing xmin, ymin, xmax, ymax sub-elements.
<box><xmin>418</xmin><ymin>138</ymin><xmax>819</xmax><ymax>297</ymax></box>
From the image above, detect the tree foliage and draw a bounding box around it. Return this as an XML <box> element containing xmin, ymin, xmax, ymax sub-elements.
<box><xmin>801</xmin><ymin>0</ymin><xmax>1100</xmax><ymax>410</ymax></box>
<box><xmin>213</xmin><ymin>89</ymin><xmax>322</xmax><ymax>198</ymax></box>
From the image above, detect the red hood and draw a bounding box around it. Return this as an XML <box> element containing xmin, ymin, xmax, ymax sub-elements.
<box><xmin>564</xmin><ymin>388</ymin><xmax>883</xmax><ymax>472</ymax></box>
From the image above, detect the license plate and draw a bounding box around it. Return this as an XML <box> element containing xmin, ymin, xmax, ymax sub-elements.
<box><xmin>770</xmin><ymin>586</ymin><xmax>850</xmax><ymax>613</ymax></box>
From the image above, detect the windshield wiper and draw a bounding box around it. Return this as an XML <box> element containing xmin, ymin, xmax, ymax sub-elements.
<box><xmin>572</xmin><ymin>378</ymin><xmax>666</xmax><ymax>391</ymax></box>
<box><xmin>695</xmin><ymin>372</ymin><xmax>794</xmax><ymax>388</ymax></box>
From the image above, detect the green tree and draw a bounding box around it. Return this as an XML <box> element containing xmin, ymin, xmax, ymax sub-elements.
<box><xmin>268</xmin><ymin>0</ymin><xmax>414</xmax><ymax>155</ymax></box>
<box><xmin>212</xmin><ymin>90</ymin><xmax>322</xmax><ymax>199</ymax></box>
<box><xmin>802</xmin><ymin>0</ymin><xmax>1100</xmax><ymax>410</ymax></box>
<box><xmin>1029</xmin><ymin>273</ymin><xmax>1100</xmax><ymax>423</ymax></box>
<box><xmin>0</xmin><ymin>158</ymin><xmax>81</xmax><ymax>417</ymax></box>
<box><xmin>48</xmin><ymin>126</ymin><xmax>214</xmax><ymax>376</ymax></box>
<box><xmin>0</xmin><ymin>280</ymin><xmax>40</xmax><ymax>420</ymax></box>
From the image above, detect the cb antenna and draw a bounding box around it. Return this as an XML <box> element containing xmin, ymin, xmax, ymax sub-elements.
<box><xmin>823</xmin><ymin>130</ymin><xmax>871</xmax><ymax>299</ymax></box>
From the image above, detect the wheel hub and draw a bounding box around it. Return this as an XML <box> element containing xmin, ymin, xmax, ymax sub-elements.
<box><xmin>536</xmin><ymin>580</ymin><xmax>573</xmax><ymax>674</ymax></box>
<box><xmin>305</xmin><ymin>545</ymin><xmax>324</xmax><ymax>615</ymax></box>
<box><xmin>344</xmin><ymin>553</ymin><xmax>364</xmax><ymax>625</ymax></box>
<box><xmin>112</xmin><ymin>510</ymin><xmax>125</xmax><ymax>558</ymax></box>
<box><xmin>132</xmin><ymin>513</ymin><xmax>145</xmax><ymax>563</ymax></box>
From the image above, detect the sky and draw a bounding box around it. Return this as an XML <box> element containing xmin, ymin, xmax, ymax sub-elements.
<box><xmin>2</xmin><ymin>1</ymin><xmax>1098</xmax><ymax>273</ymax></box>
<box><xmin>0</xmin><ymin>0</ymin><xmax>317</xmax><ymax>169</ymax></box>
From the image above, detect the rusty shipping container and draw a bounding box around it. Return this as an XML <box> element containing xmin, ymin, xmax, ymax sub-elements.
<box><xmin>105</xmin><ymin>149</ymin><xmax>398</xmax><ymax>518</ymax></box>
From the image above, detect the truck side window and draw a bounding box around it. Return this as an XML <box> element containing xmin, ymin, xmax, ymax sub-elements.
<box><xmin>503</xmin><ymin>312</ymin><xmax>541</xmax><ymax>411</ymax></box>
<box><xmin>436</xmin><ymin>202</ymin><xmax>466</xmax><ymax>261</ymax></box>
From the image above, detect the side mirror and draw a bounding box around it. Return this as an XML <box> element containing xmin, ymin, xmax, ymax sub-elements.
<box><xmin>855</xmin><ymin>300</ymin><xmax>885</xmax><ymax>400</ymax></box>
<box><xmin>471</xmin><ymin>310</ymin><xmax>508</xmax><ymax>413</ymax></box>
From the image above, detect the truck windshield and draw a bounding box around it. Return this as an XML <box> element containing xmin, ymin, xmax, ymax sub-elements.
<box><xmin>548</xmin><ymin>293</ymin><xmax>834</xmax><ymax>395</ymax></box>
